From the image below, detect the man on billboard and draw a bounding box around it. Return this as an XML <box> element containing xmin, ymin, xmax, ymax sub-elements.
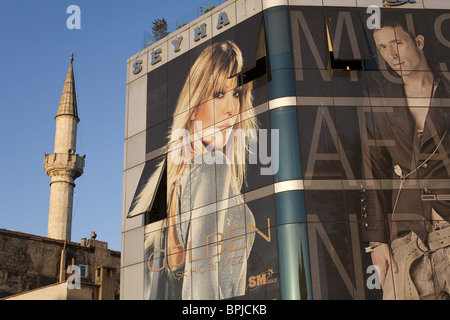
<box><xmin>362</xmin><ymin>11</ymin><xmax>450</xmax><ymax>299</ymax></box>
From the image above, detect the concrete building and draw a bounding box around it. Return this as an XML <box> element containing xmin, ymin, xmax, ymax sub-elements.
<box><xmin>0</xmin><ymin>229</ymin><xmax>120</xmax><ymax>300</ymax></box>
<box><xmin>122</xmin><ymin>0</ymin><xmax>450</xmax><ymax>300</ymax></box>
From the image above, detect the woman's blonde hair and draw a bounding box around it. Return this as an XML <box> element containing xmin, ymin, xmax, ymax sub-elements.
<box><xmin>129</xmin><ymin>40</ymin><xmax>259</xmax><ymax>217</ymax></box>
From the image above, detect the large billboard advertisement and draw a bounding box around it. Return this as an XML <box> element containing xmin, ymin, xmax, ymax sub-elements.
<box><xmin>128</xmin><ymin>12</ymin><xmax>281</xmax><ymax>300</ymax></box>
<box><xmin>126</xmin><ymin>4</ymin><xmax>450</xmax><ymax>300</ymax></box>
<box><xmin>293</xmin><ymin>6</ymin><xmax>450</xmax><ymax>299</ymax></box>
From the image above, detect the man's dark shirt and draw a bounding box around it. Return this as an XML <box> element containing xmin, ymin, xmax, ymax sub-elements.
<box><xmin>361</xmin><ymin>71</ymin><xmax>450</xmax><ymax>243</ymax></box>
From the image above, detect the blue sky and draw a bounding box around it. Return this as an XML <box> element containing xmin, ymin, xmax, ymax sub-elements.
<box><xmin>0</xmin><ymin>0</ymin><xmax>208</xmax><ymax>251</ymax></box>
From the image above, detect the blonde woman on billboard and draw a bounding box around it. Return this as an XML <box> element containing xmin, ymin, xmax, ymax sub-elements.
<box><xmin>130</xmin><ymin>40</ymin><xmax>259</xmax><ymax>299</ymax></box>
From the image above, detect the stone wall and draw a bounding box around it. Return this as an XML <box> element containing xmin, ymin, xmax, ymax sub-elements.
<box><xmin>0</xmin><ymin>229</ymin><xmax>120</xmax><ymax>299</ymax></box>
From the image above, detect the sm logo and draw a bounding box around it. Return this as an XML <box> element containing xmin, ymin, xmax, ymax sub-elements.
<box><xmin>382</xmin><ymin>0</ymin><xmax>416</xmax><ymax>6</ymax></box>
<box><xmin>248</xmin><ymin>269</ymin><xmax>277</xmax><ymax>289</ymax></box>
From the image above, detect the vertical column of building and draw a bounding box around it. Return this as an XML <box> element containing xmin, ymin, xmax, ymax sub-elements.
<box><xmin>264</xmin><ymin>5</ymin><xmax>312</xmax><ymax>300</ymax></box>
<box><xmin>44</xmin><ymin>55</ymin><xmax>85</xmax><ymax>241</ymax></box>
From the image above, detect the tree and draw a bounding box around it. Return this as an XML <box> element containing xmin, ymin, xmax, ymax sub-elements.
<box><xmin>152</xmin><ymin>18</ymin><xmax>168</xmax><ymax>41</ymax></box>
<box><xmin>203</xmin><ymin>6</ymin><xmax>215</xmax><ymax>14</ymax></box>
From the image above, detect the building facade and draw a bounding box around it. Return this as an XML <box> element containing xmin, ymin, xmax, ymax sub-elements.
<box><xmin>0</xmin><ymin>229</ymin><xmax>120</xmax><ymax>299</ymax></box>
<box><xmin>122</xmin><ymin>0</ymin><xmax>450</xmax><ymax>300</ymax></box>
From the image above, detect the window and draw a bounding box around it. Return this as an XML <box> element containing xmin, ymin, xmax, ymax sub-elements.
<box><xmin>78</xmin><ymin>264</ymin><xmax>88</xmax><ymax>279</ymax></box>
<box><xmin>127</xmin><ymin>156</ymin><xmax>167</xmax><ymax>220</ymax></box>
<box><xmin>144</xmin><ymin>163</ymin><xmax>167</xmax><ymax>225</ymax></box>
<box><xmin>236</xmin><ymin>21</ymin><xmax>268</xmax><ymax>87</ymax></box>
<box><xmin>327</xmin><ymin>24</ymin><xmax>364</xmax><ymax>71</ymax></box>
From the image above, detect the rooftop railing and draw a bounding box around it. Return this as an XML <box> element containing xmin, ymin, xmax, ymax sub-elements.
<box><xmin>143</xmin><ymin>0</ymin><xmax>228</xmax><ymax>48</ymax></box>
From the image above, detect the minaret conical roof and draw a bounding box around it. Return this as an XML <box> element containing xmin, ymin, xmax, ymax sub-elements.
<box><xmin>56</xmin><ymin>54</ymin><xmax>79</xmax><ymax>121</ymax></box>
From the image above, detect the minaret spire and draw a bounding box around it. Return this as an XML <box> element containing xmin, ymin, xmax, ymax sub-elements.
<box><xmin>44</xmin><ymin>54</ymin><xmax>85</xmax><ymax>241</ymax></box>
<box><xmin>57</xmin><ymin>53</ymin><xmax>79</xmax><ymax>124</ymax></box>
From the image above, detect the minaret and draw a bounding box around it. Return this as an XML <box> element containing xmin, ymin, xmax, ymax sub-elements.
<box><xmin>44</xmin><ymin>54</ymin><xmax>85</xmax><ymax>241</ymax></box>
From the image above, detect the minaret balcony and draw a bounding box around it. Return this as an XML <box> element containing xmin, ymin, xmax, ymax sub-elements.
<box><xmin>43</xmin><ymin>152</ymin><xmax>85</xmax><ymax>179</ymax></box>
